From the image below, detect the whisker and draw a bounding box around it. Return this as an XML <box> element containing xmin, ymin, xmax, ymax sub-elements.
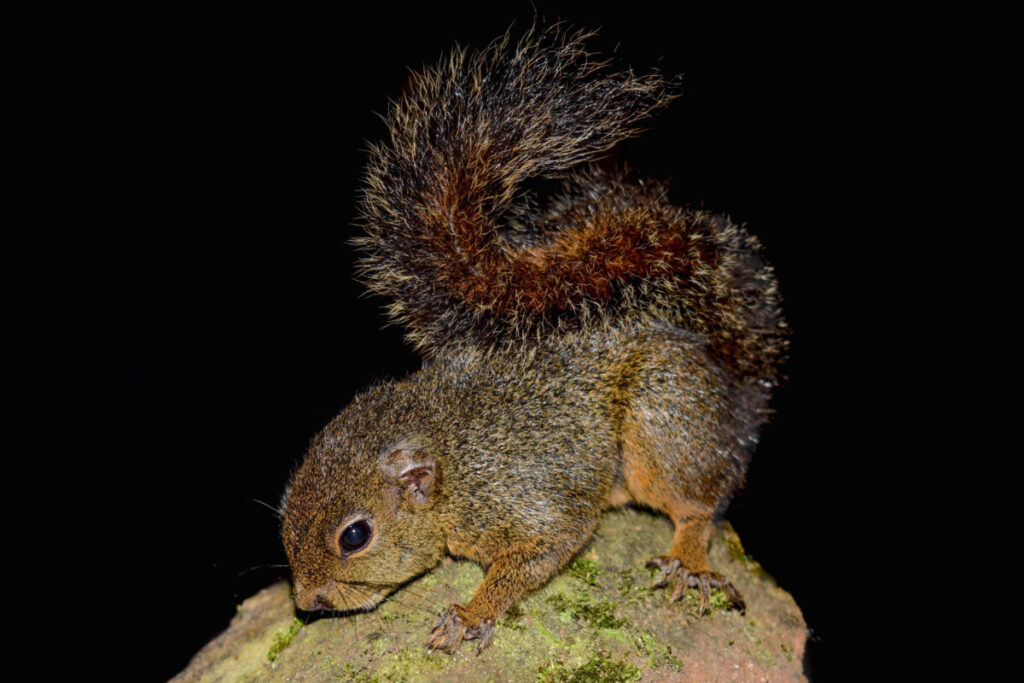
<box><xmin>345</xmin><ymin>583</ymin><xmax>437</xmax><ymax>618</ymax></box>
<box><xmin>390</xmin><ymin>585</ymin><xmax>436</xmax><ymax>607</ymax></box>
<box><xmin>235</xmin><ymin>563</ymin><xmax>290</xmax><ymax>579</ymax></box>
<box><xmin>356</xmin><ymin>580</ymin><xmax>433</xmax><ymax>606</ymax></box>
<box><xmin>251</xmin><ymin>498</ymin><xmax>283</xmax><ymax>518</ymax></box>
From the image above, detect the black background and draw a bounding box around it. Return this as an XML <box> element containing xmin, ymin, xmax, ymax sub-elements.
<box><xmin>95</xmin><ymin>3</ymin><xmax>896</xmax><ymax>680</ymax></box>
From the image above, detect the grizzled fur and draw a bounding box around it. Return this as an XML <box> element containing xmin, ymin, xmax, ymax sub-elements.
<box><xmin>282</xmin><ymin>25</ymin><xmax>787</xmax><ymax>655</ymax></box>
<box><xmin>355</xmin><ymin>26</ymin><xmax>786</xmax><ymax>383</ymax></box>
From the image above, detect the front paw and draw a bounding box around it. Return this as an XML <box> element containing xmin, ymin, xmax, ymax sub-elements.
<box><xmin>426</xmin><ymin>604</ymin><xmax>496</xmax><ymax>655</ymax></box>
<box><xmin>646</xmin><ymin>556</ymin><xmax>745</xmax><ymax>616</ymax></box>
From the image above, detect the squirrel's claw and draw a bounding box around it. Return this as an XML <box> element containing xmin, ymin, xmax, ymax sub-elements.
<box><xmin>646</xmin><ymin>555</ymin><xmax>682</xmax><ymax>589</ymax></box>
<box><xmin>426</xmin><ymin>604</ymin><xmax>496</xmax><ymax>655</ymax></box>
<box><xmin>646</xmin><ymin>556</ymin><xmax>745</xmax><ymax>615</ymax></box>
<box><xmin>426</xmin><ymin>606</ymin><xmax>466</xmax><ymax>654</ymax></box>
<box><xmin>473</xmin><ymin>619</ymin><xmax>497</xmax><ymax>655</ymax></box>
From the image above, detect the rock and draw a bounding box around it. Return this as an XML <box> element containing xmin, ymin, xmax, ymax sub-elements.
<box><xmin>173</xmin><ymin>507</ymin><xmax>807</xmax><ymax>682</ymax></box>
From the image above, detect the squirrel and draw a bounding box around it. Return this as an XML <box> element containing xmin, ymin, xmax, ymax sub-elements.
<box><xmin>280</xmin><ymin>25</ymin><xmax>787</xmax><ymax>655</ymax></box>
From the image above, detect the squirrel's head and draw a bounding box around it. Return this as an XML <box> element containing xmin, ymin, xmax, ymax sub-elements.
<box><xmin>281</xmin><ymin>418</ymin><xmax>448</xmax><ymax>613</ymax></box>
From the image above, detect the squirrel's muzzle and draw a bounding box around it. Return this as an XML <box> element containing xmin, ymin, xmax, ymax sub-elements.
<box><xmin>292</xmin><ymin>579</ymin><xmax>337</xmax><ymax>611</ymax></box>
<box><xmin>293</xmin><ymin>579</ymin><xmax>388</xmax><ymax>613</ymax></box>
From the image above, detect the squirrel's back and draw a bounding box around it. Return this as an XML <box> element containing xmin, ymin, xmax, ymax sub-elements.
<box><xmin>355</xmin><ymin>26</ymin><xmax>787</xmax><ymax>384</ymax></box>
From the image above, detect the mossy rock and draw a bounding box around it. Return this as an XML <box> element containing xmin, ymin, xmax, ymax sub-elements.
<box><xmin>173</xmin><ymin>508</ymin><xmax>807</xmax><ymax>682</ymax></box>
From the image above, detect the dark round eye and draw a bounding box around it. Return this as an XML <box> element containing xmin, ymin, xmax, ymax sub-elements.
<box><xmin>339</xmin><ymin>520</ymin><xmax>372</xmax><ymax>553</ymax></box>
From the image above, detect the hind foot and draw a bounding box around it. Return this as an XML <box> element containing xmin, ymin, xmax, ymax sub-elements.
<box><xmin>645</xmin><ymin>556</ymin><xmax>745</xmax><ymax>616</ymax></box>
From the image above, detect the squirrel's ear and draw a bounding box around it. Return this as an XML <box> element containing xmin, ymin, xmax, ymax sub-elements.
<box><xmin>382</xmin><ymin>449</ymin><xmax>439</xmax><ymax>506</ymax></box>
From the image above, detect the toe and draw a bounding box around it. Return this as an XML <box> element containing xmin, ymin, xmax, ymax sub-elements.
<box><xmin>647</xmin><ymin>555</ymin><xmax>681</xmax><ymax>588</ymax></box>
<box><xmin>713</xmin><ymin>575</ymin><xmax>746</xmax><ymax>613</ymax></box>
<box><xmin>697</xmin><ymin>574</ymin><xmax>711</xmax><ymax>616</ymax></box>
<box><xmin>473</xmin><ymin>619</ymin><xmax>496</xmax><ymax>655</ymax></box>
<box><xmin>669</xmin><ymin>569</ymin><xmax>690</xmax><ymax>602</ymax></box>
<box><xmin>647</xmin><ymin>563</ymin><xmax>747</xmax><ymax>617</ymax></box>
<box><xmin>426</xmin><ymin>607</ymin><xmax>466</xmax><ymax>653</ymax></box>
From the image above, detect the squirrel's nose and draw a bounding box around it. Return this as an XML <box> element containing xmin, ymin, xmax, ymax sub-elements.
<box><xmin>294</xmin><ymin>579</ymin><xmax>338</xmax><ymax>611</ymax></box>
<box><xmin>312</xmin><ymin>593</ymin><xmax>335</xmax><ymax>610</ymax></box>
<box><xmin>301</xmin><ymin>582</ymin><xmax>337</xmax><ymax>611</ymax></box>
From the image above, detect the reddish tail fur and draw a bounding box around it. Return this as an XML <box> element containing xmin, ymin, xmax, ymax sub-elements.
<box><xmin>356</xmin><ymin>25</ymin><xmax>787</xmax><ymax>383</ymax></box>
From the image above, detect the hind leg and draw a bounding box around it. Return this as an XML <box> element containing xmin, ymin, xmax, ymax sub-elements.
<box><xmin>618</xmin><ymin>399</ymin><xmax>746</xmax><ymax>614</ymax></box>
<box><xmin>613</xmin><ymin>332</ymin><xmax>753</xmax><ymax>614</ymax></box>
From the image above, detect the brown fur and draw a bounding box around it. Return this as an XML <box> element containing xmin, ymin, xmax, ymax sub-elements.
<box><xmin>355</xmin><ymin>26</ymin><xmax>786</xmax><ymax>383</ymax></box>
<box><xmin>281</xmin><ymin>25</ymin><xmax>787</xmax><ymax>655</ymax></box>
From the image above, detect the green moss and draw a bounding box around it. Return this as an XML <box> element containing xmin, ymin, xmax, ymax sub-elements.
<box><xmin>581</xmin><ymin>599</ymin><xmax>626</xmax><ymax>629</ymax></box>
<box><xmin>500</xmin><ymin>603</ymin><xmax>527</xmax><ymax>631</ymax></box>
<box><xmin>720</xmin><ymin>524</ymin><xmax>777</xmax><ymax>586</ymax></box>
<box><xmin>663</xmin><ymin>652</ymin><xmax>684</xmax><ymax>670</ymax></box>
<box><xmin>614</xmin><ymin>569</ymin><xmax>653</xmax><ymax>605</ymax></box>
<box><xmin>635</xmin><ymin>632</ymin><xmax>683</xmax><ymax>670</ymax></box>
<box><xmin>340</xmin><ymin>661</ymin><xmax>380</xmax><ymax>683</ymax></box>
<box><xmin>614</xmin><ymin>569</ymin><xmax>636</xmax><ymax>594</ymax></box>
<box><xmin>743</xmin><ymin>628</ymin><xmax>774</xmax><ymax>666</ymax></box>
<box><xmin>566</xmin><ymin>557</ymin><xmax>600</xmax><ymax>586</ymax></box>
<box><xmin>595</xmin><ymin>628</ymin><xmax>632</xmax><ymax>643</ymax></box>
<box><xmin>373</xmin><ymin>642</ymin><xmax>452</xmax><ymax>680</ymax></box>
<box><xmin>535</xmin><ymin>621</ymin><xmax>570</xmax><ymax>648</ymax></box>
<box><xmin>547</xmin><ymin>591</ymin><xmax>628</xmax><ymax>629</ymax></box>
<box><xmin>710</xmin><ymin>587</ymin><xmax>731</xmax><ymax>610</ymax></box>
<box><xmin>266</xmin><ymin>618</ymin><xmax>304</xmax><ymax>662</ymax></box>
<box><xmin>681</xmin><ymin>586</ymin><xmax>731</xmax><ymax>612</ymax></box>
<box><xmin>538</xmin><ymin>653</ymin><xmax>641</xmax><ymax>682</ymax></box>
<box><xmin>722</xmin><ymin>524</ymin><xmax>747</xmax><ymax>560</ymax></box>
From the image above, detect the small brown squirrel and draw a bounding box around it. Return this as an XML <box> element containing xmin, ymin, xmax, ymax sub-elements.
<box><xmin>281</xmin><ymin>26</ymin><xmax>787</xmax><ymax>655</ymax></box>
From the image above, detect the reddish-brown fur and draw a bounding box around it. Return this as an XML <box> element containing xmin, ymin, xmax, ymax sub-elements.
<box><xmin>355</xmin><ymin>27</ymin><xmax>786</xmax><ymax>384</ymax></box>
<box><xmin>281</xmin><ymin>25</ymin><xmax>786</xmax><ymax>655</ymax></box>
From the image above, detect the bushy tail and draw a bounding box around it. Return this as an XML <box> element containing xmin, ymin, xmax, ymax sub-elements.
<box><xmin>356</xmin><ymin>26</ymin><xmax>786</xmax><ymax>383</ymax></box>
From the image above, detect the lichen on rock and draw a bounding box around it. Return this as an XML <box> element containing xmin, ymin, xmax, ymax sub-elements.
<box><xmin>173</xmin><ymin>507</ymin><xmax>807</xmax><ymax>682</ymax></box>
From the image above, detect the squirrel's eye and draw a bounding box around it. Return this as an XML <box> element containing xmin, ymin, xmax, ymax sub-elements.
<box><xmin>339</xmin><ymin>520</ymin><xmax>372</xmax><ymax>553</ymax></box>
